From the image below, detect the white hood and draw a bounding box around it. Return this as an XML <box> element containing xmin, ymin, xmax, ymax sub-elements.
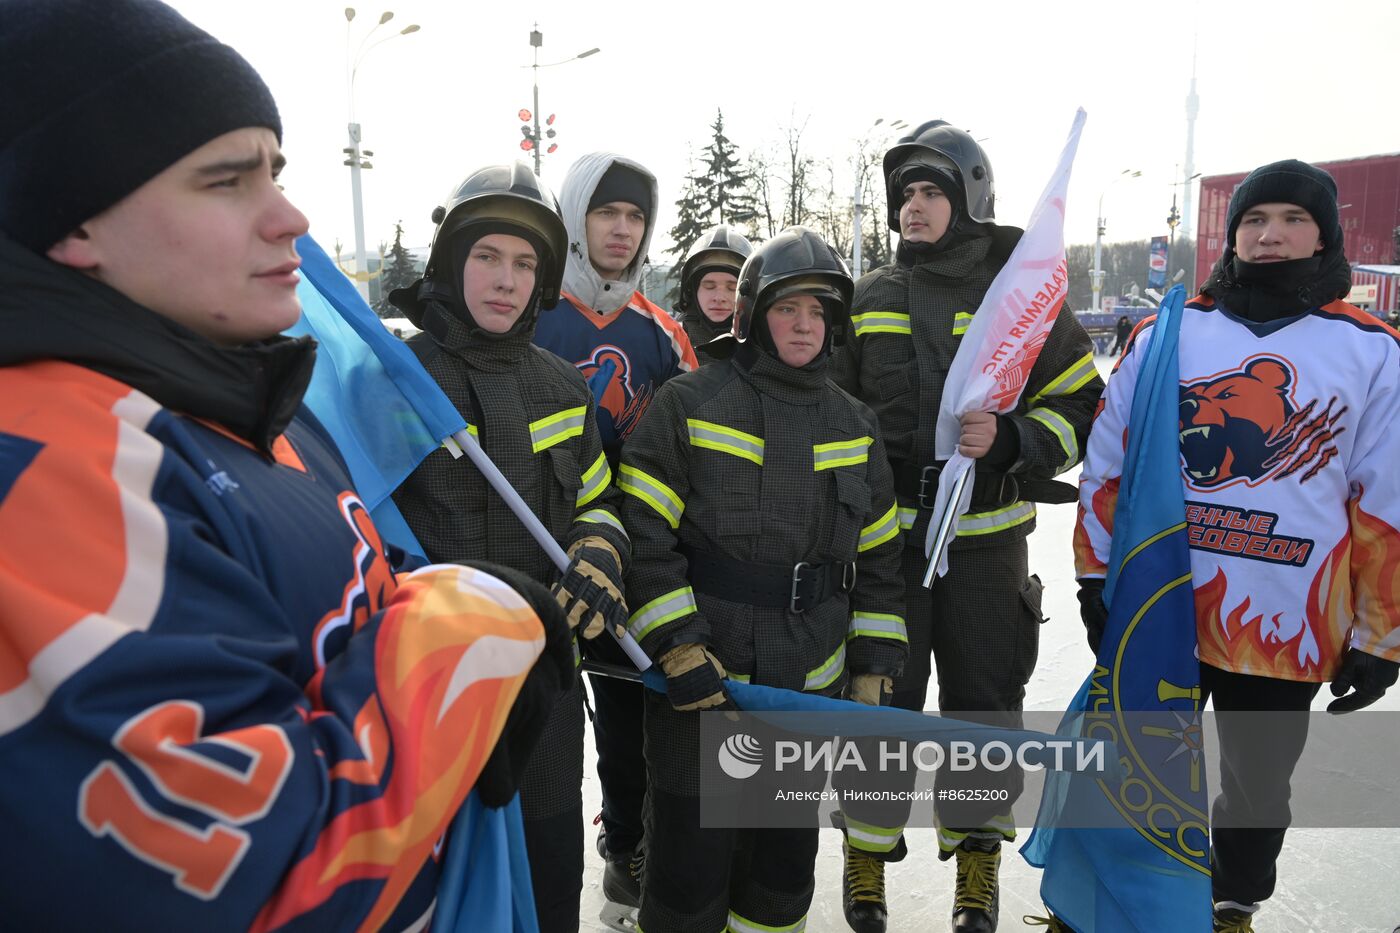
<box><xmin>558</xmin><ymin>151</ymin><xmax>658</xmax><ymax>316</ymax></box>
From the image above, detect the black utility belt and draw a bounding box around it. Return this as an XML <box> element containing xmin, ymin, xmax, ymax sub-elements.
<box><xmin>891</xmin><ymin>460</ymin><xmax>1078</xmax><ymax>510</ymax></box>
<box><xmin>679</xmin><ymin>545</ymin><xmax>855</xmax><ymax>613</ymax></box>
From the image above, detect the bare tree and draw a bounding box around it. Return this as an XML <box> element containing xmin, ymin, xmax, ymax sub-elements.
<box><xmin>747</xmin><ymin>148</ymin><xmax>779</xmax><ymax>241</ymax></box>
<box><xmin>781</xmin><ymin>114</ymin><xmax>816</xmax><ymax>228</ymax></box>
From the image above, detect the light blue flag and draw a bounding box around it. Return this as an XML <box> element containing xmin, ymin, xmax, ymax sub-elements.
<box><xmin>1021</xmin><ymin>285</ymin><xmax>1212</xmax><ymax>931</ymax></box>
<box><xmin>285</xmin><ymin>234</ymin><xmax>538</xmax><ymax>933</ymax></box>
<box><xmin>287</xmin><ymin>234</ymin><xmax>466</xmax><ymax>556</ymax></box>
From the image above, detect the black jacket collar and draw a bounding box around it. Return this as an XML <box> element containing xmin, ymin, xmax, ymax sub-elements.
<box><xmin>0</xmin><ymin>235</ymin><xmax>316</xmax><ymax>454</ymax></box>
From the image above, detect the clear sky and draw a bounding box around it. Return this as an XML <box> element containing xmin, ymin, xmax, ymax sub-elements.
<box><xmin>170</xmin><ymin>0</ymin><xmax>1399</xmax><ymax>267</ymax></box>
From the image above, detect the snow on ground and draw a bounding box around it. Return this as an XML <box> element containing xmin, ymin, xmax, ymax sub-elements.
<box><xmin>576</xmin><ymin>355</ymin><xmax>1400</xmax><ymax>932</ymax></box>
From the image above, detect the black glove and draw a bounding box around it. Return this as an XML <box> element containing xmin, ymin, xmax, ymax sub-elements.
<box><xmin>452</xmin><ymin>560</ymin><xmax>574</xmax><ymax>807</ymax></box>
<box><xmin>1077</xmin><ymin>578</ymin><xmax>1108</xmax><ymax>656</ymax></box>
<box><xmin>1327</xmin><ymin>648</ymin><xmax>1399</xmax><ymax>713</ymax></box>
<box><xmin>552</xmin><ymin>537</ymin><xmax>627</xmax><ymax>640</ymax></box>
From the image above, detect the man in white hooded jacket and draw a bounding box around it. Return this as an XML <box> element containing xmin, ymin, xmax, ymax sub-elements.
<box><xmin>534</xmin><ymin>151</ymin><xmax>697</xmax><ymax>927</ymax></box>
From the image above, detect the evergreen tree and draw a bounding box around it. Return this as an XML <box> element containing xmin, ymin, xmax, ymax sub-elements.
<box><xmin>375</xmin><ymin>222</ymin><xmax>419</xmax><ymax>316</ymax></box>
<box><xmin>695</xmin><ymin>109</ymin><xmax>758</xmax><ymax>231</ymax></box>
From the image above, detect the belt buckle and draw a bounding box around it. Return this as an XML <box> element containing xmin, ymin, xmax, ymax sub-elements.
<box><xmin>842</xmin><ymin>562</ymin><xmax>857</xmax><ymax>593</ymax></box>
<box><xmin>917</xmin><ymin>464</ymin><xmax>941</xmax><ymax>509</ymax></box>
<box><xmin>790</xmin><ymin>561</ymin><xmax>814</xmax><ymax>613</ymax></box>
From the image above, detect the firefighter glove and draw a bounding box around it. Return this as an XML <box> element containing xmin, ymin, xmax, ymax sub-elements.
<box><xmin>1327</xmin><ymin>648</ymin><xmax>1399</xmax><ymax>713</ymax></box>
<box><xmin>659</xmin><ymin>642</ymin><xmax>732</xmax><ymax>712</ymax></box>
<box><xmin>553</xmin><ymin>536</ymin><xmax>627</xmax><ymax>640</ymax></box>
<box><xmin>851</xmin><ymin>673</ymin><xmax>893</xmax><ymax>706</ymax></box>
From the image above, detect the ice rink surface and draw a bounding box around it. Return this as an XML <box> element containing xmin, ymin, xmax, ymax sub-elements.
<box><xmin>576</xmin><ymin>356</ymin><xmax>1400</xmax><ymax>932</ymax></box>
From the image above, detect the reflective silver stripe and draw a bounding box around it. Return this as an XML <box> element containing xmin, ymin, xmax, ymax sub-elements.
<box><xmin>576</xmin><ymin>453</ymin><xmax>612</xmax><ymax>508</ymax></box>
<box><xmin>897</xmin><ymin>507</ymin><xmax>918</xmax><ymax>530</ymax></box>
<box><xmin>576</xmin><ymin>508</ymin><xmax>627</xmax><ymax>537</ymax></box>
<box><xmin>850</xmin><ymin>311</ymin><xmax>911</xmax><ymax>337</ymax></box>
<box><xmin>957</xmin><ymin>501</ymin><xmax>1036</xmax><ymax>537</ymax></box>
<box><xmin>727</xmin><ymin>911</ymin><xmax>806</xmax><ymax>933</ymax></box>
<box><xmin>529</xmin><ymin>406</ymin><xmax>587</xmax><ymax>453</ymax></box>
<box><xmin>627</xmin><ymin>587</ymin><xmax>697</xmax><ymax>641</ymax></box>
<box><xmin>844</xmin><ymin>816</ymin><xmax>903</xmax><ymax>853</ymax></box>
<box><xmin>849</xmin><ymin>611</ymin><xmax>908</xmax><ymax>643</ymax></box>
<box><xmin>813</xmin><ymin>436</ymin><xmax>872</xmax><ymax>471</ymax></box>
<box><xmin>619</xmin><ymin>464</ymin><xmax>684</xmax><ymax>529</ymax></box>
<box><xmin>1027</xmin><ymin>351</ymin><xmax>1098</xmax><ymax>406</ymax></box>
<box><xmin>952</xmin><ymin>311</ymin><xmax>974</xmax><ymax>336</ymax></box>
<box><xmin>804</xmin><ymin>643</ymin><xmax>846</xmax><ymax>691</ymax></box>
<box><xmin>1026</xmin><ymin>406</ymin><xmax>1078</xmax><ymax>472</ymax></box>
<box><xmin>858</xmin><ymin>502</ymin><xmax>899</xmax><ymax>552</ymax></box>
<box><xmin>687</xmin><ymin>419</ymin><xmax>764</xmax><ymax>465</ymax></box>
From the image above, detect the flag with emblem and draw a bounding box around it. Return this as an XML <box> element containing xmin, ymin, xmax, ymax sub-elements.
<box><xmin>1021</xmin><ymin>285</ymin><xmax>1211</xmax><ymax>931</ymax></box>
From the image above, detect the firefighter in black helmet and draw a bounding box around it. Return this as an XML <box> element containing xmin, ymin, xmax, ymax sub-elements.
<box><xmin>674</xmin><ymin>224</ymin><xmax>753</xmax><ymax>358</ymax></box>
<box><xmin>830</xmin><ymin>123</ymin><xmax>1104</xmax><ymax>933</ymax></box>
<box><xmin>619</xmin><ymin>226</ymin><xmax>906</xmax><ymax>933</ymax></box>
<box><xmin>389</xmin><ymin>162</ymin><xmax>630</xmax><ymax>933</ymax></box>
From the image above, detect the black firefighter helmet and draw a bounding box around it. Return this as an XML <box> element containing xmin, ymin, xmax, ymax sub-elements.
<box><xmin>882</xmin><ymin>120</ymin><xmax>995</xmax><ymax>231</ymax></box>
<box><xmin>733</xmin><ymin>226</ymin><xmax>853</xmax><ymax>354</ymax></box>
<box><xmin>676</xmin><ymin>224</ymin><xmax>754</xmax><ymax>313</ymax></box>
<box><xmin>424</xmin><ymin>161</ymin><xmax>569</xmax><ymax>309</ymax></box>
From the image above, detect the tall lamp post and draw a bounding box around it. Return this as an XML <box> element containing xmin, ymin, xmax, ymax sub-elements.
<box><xmin>1091</xmin><ymin>168</ymin><xmax>1142</xmax><ymax>314</ymax></box>
<box><xmin>852</xmin><ymin>118</ymin><xmax>906</xmax><ymax>274</ymax></box>
<box><xmin>520</xmin><ymin>26</ymin><xmax>599</xmax><ymax>176</ymax></box>
<box><xmin>344</xmin><ymin>7</ymin><xmax>420</xmax><ymax>301</ymax></box>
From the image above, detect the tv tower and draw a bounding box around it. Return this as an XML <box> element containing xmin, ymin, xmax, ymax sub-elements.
<box><xmin>1181</xmin><ymin>34</ymin><xmax>1200</xmax><ymax>239</ymax></box>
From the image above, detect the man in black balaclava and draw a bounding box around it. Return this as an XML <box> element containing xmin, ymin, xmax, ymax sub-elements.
<box><xmin>829</xmin><ymin>121</ymin><xmax>1104</xmax><ymax>933</ymax></box>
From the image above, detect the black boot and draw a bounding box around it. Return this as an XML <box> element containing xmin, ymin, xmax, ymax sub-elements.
<box><xmin>951</xmin><ymin>833</ymin><xmax>1001</xmax><ymax>933</ymax></box>
<box><xmin>599</xmin><ymin>847</ymin><xmax>643</xmax><ymax>932</ymax></box>
<box><xmin>841</xmin><ymin>838</ymin><xmax>887</xmax><ymax>933</ymax></box>
<box><xmin>1212</xmin><ymin>901</ymin><xmax>1257</xmax><ymax>932</ymax></box>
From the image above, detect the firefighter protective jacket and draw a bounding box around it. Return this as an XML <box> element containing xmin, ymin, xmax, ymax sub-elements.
<box><xmin>830</xmin><ymin>228</ymin><xmax>1103</xmax><ymax>549</ymax></box>
<box><xmin>620</xmin><ymin>343</ymin><xmax>907</xmax><ymax>694</ymax></box>
<box><xmin>393</xmin><ymin>301</ymin><xmax>629</xmax><ymax>595</ymax></box>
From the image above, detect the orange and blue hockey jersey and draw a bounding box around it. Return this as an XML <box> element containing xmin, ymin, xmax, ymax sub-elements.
<box><xmin>1075</xmin><ymin>295</ymin><xmax>1400</xmax><ymax>681</ymax></box>
<box><xmin>0</xmin><ymin>239</ymin><xmax>541</xmax><ymax>931</ymax></box>
<box><xmin>533</xmin><ymin>151</ymin><xmax>697</xmax><ymax>456</ymax></box>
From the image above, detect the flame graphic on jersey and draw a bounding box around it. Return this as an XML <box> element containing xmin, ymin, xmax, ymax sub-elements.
<box><xmin>580</xmin><ymin>345</ymin><xmax>654</xmax><ymax>441</ymax></box>
<box><xmin>252</xmin><ymin>566</ymin><xmax>544</xmax><ymax>933</ymax></box>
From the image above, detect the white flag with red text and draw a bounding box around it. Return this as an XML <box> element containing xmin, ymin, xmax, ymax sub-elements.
<box><xmin>924</xmin><ymin>109</ymin><xmax>1086</xmax><ymax>578</ymax></box>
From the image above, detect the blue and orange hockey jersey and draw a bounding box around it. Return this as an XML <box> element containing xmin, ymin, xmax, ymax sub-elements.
<box><xmin>0</xmin><ymin>361</ymin><xmax>541</xmax><ymax>931</ymax></box>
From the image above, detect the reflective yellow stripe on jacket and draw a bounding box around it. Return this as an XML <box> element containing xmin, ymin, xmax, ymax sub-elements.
<box><xmin>576</xmin><ymin>452</ymin><xmax>611</xmax><ymax>508</ymax></box>
<box><xmin>627</xmin><ymin>587</ymin><xmax>697</xmax><ymax>641</ymax></box>
<box><xmin>858</xmin><ymin>502</ymin><xmax>899</xmax><ymax>552</ymax></box>
<box><xmin>813</xmin><ymin>436</ymin><xmax>872</xmax><ymax>471</ymax></box>
<box><xmin>686</xmin><ymin>419</ymin><xmax>764</xmax><ymax>465</ymax></box>
<box><xmin>619</xmin><ymin>464</ymin><xmax>684</xmax><ymax>529</ymax></box>
<box><xmin>529</xmin><ymin>406</ymin><xmax>586</xmax><ymax>453</ymax></box>
<box><xmin>850</xmin><ymin>311</ymin><xmax>911</xmax><ymax>337</ymax></box>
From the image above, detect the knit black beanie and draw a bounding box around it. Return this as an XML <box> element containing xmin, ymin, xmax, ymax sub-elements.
<box><xmin>0</xmin><ymin>0</ymin><xmax>282</xmax><ymax>253</ymax></box>
<box><xmin>1225</xmin><ymin>159</ymin><xmax>1341</xmax><ymax>259</ymax></box>
<box><xmin>587</xmin><ymin>163</ymin><xmax>651</xmax><ymax>216</ymax></box>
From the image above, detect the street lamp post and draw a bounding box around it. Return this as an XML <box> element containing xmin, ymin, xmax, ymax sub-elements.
<box><xmin>851</xmin><ymin>118</ymin><xmax>905</xmax><ymax>273</ymax></box>
<box><xmin>1091</xmin><ymin>169</ymin><xmax>1142</xmax><ymax>314</ymax></box>
<box><xmin>521</xmin><ymin>26</ymin><xmax>599</xmax><ymax>176</ymax></box>
<box><xmin>344</xmin><ymin>7</ymin><xmax>419</xmax><ymax>301</ymax></box>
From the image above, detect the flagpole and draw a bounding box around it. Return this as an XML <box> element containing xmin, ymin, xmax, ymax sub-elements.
<box><xmin>451</xmin><ymin>429</ymin><xmax>652</xmax><ymax>672</ymax></box>
<box><xmin>922</xmin><ymin>461</ymin><xmax>972</xmax><ymax>588</ymax></box>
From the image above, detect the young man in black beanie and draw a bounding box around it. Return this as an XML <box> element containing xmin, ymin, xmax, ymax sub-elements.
<box><xmin>1075</xmin><ymin>158</ymin><xmax>1400</xmax><ymax>932</ymax></box>
<box><xmin>0</xmin><ymin>1</ymin><xmax>573</xmax><ymax>929</ymax></box>
<box><xmin>532</xmin><ymin>151</ymin><xmax>700</xmax><ymax>930</ymax></box>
